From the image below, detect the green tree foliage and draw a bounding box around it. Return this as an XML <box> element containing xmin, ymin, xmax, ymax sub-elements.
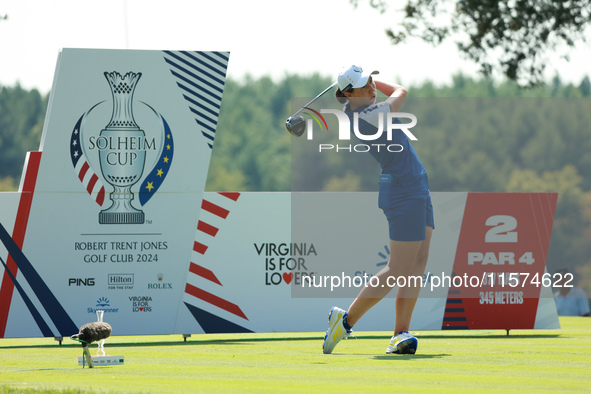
<box><xmin>0</xmin><ymin>176</ymin><xmax>16</xmax><ymax>192</ymax></box>
<box><xmin>353</xmin><ymin>0</ymin><xmax>591</xmax><ymax>87</ymax></box>
<box><xmin>0</xmin><ymin>84</ymin><xmax>46</xmax><ymax>188</ymax></box>
<box><xmin>206</xmin><ymin>74</ymin><xmax>335</xmax><ymax>192</ymax></box>
<box><xmin>506</xmin><ymin>166</ymin><xmax>591</xmax><ymax>273</ymax></box>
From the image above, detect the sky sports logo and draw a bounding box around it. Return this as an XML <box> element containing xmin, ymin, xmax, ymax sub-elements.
<box><xmin>302</xmin><ymin>109</ymin><xmax>418</xmax><ymax>153</ymax></box>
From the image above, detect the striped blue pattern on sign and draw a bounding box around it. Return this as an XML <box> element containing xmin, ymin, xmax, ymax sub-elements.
<box><xmin>162</xmin><ymin>51</ymin><xmax>230</xmax><ymax>149</ymax></box>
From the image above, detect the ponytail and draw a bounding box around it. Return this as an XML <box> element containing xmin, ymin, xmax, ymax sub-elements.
<box><xmin>335</xmin><ymin>88</ymin><xmax>348</xmax><ymax>104</ymax></box>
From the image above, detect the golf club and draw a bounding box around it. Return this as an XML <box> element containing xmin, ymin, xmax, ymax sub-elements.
<box><xmin>285</xmin><ymin>81</ymin><xmax>337</xmax><ymax>137</ymax></box>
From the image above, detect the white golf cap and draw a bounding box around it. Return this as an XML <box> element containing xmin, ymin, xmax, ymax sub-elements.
<box><xmin>337</xmin><ymin>65</ymin><xmax>379</xmax><ymax>92</ymax></box>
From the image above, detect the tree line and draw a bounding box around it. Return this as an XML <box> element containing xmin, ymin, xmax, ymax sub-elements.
<box><xmin>1</xmin><ymin>73</ymin><xmax>590</xmax><ymax>294</ymax></box>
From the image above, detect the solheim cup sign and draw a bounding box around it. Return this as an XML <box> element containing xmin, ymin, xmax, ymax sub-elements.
<box><xmin>0</xmin><ymin>49</ymin><xmax>232</xmax><ymax>339</ymax></box>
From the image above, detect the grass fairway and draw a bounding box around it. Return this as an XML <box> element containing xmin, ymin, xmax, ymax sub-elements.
<box><xmin>1</xmin><ymin>317</ymin><xmax>589</xmax><ymax>393</ymax></box>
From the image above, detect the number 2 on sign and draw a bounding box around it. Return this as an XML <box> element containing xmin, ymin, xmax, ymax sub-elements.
<box><xmin>467</xmin><ymin>215</ymin><xmax>535</xmax><ymax>265</ymax></box>
<box><xmin>485</xmin><ymin>215</ymin><xmax>517</xmax><ymax>243</ymax></box>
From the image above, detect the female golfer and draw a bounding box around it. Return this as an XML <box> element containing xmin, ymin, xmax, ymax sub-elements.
<box><xmin>322</xmin><ymin>65</ymin><xmax>434</xmax><ymax>355</ymax></box>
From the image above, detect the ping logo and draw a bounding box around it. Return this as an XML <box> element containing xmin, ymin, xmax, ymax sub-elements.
<box><xmin>68</xmin><ymin>278</ymin><xmax>95</xmax><ymax>286</ymax></box>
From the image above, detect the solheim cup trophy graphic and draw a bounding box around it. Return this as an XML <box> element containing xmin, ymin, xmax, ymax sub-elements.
<box><xmin>99</xmin><ymin>71</ymin><xmax>146</xmax><ymax>224</ymax></box>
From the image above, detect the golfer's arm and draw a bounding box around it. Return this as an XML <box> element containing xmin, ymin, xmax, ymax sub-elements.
<box><xmin>375</xmin><ymin>81</ymin><xmax>407</xmax><ymax>112</ymax></box>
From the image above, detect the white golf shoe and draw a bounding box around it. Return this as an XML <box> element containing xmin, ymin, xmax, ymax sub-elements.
<box><xmin>386</xmin><ymin>331</ymin><xmax>418</xmax><ymax>354</ymax></box>
<box><xmin>322</xmin><ymin>306</ymin><xmax>353</xmax><ymax>354</ymax></box>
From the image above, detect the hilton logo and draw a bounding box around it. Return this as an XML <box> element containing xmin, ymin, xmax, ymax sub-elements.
<box><xmin>108</xmin><ymin>273</ymin><xmax>134</xmax><ymax>290</ymax></box>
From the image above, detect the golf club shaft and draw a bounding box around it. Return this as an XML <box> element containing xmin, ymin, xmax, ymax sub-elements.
<box><xmin>290</xmin><ymin>81</ymin><xmax>337</xmax><ymax>118</ymax></box>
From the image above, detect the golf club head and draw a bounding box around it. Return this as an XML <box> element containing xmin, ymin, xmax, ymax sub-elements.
<box><xmin>286</xmin><ymin>115</ymin><xmax>305</xmax><ymax>137</ymax></box>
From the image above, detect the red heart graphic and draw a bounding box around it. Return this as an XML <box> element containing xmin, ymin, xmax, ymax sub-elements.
<box><xmin>140</xmin><ymin>307</ymin><xmax>144</xmax><ymax>311</ymax></box>
<box><xmin>283</xmin><ymin>272</ymin><xmax>293</xmax><ymax>285</ymax></box>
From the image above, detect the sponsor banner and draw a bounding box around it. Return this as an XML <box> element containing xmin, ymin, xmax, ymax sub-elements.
<box><xmin>1</xmin><ymin>188</ymin><xmax>559</xmax><ymax>336</ymax></box>
<box><xmin>175</xmin><ymin>191</ymin><xmax>559</xmax><ymax>334</ymax></box>
<box><xmin>0</xmin><ymin>49</ymin><xmax>230</xmax><ymax>337</ymax></box>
